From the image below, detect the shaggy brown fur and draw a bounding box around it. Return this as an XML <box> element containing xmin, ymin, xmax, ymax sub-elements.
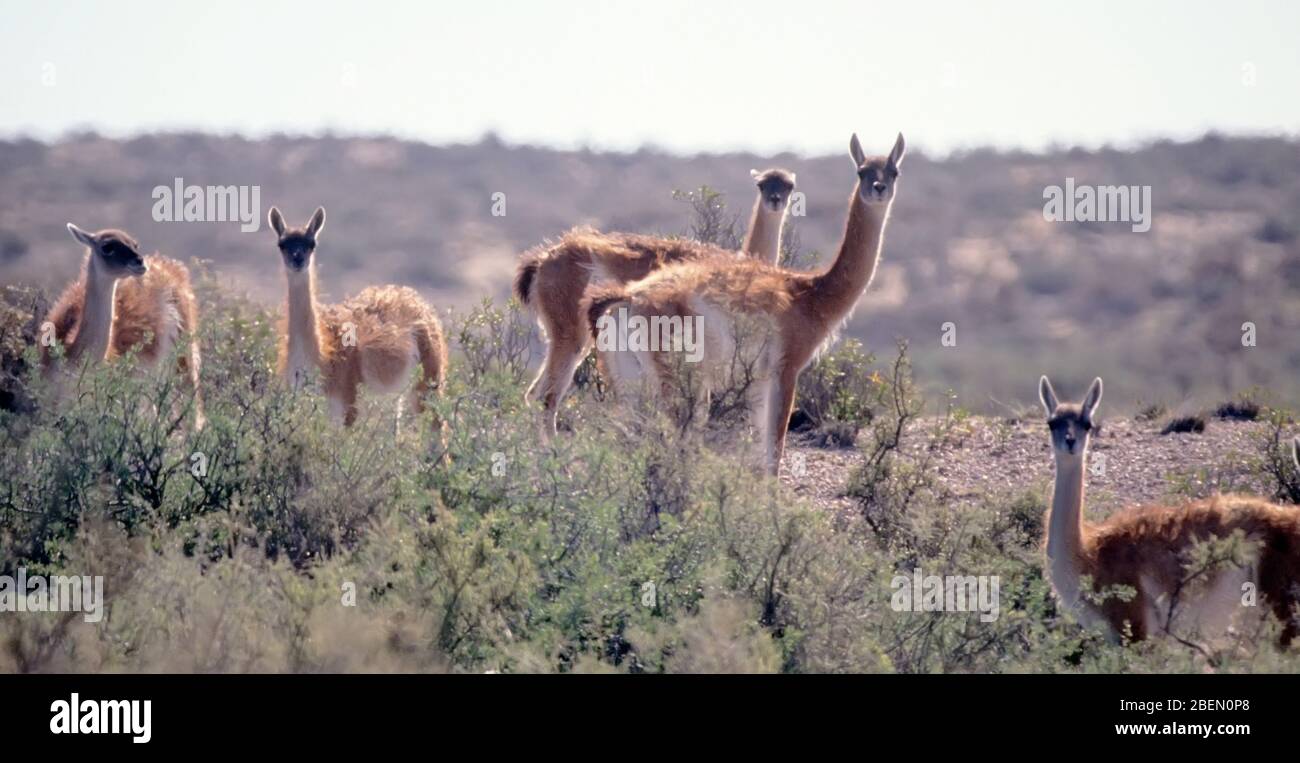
<box><xmin>45</xmin><ymin>225</ymin><xmax>205</xmax><ymax>428</ymax></box>
<box><xmin>269</xmin><ymin>207</ymin><xmax>446</xmax><ymax>427</ymax></box>
<box><xmin>583</xmin><ymin>134</ymin><xmax>905</xmax><ymax>474</ymax></box>
<box><xmin>515</xmin><ymin>168</ymin><xmax>795</xmax><ymax>439</ymax></box>
<box><xmin>1040</xmin><ymin>376</ymin><xmax>1300</xmax><ymax>646</ymax></box>
<box><xmin>1087</xmin><ymin>496</ymin><xmax>1300</xmax><ymax>643</ymax></box>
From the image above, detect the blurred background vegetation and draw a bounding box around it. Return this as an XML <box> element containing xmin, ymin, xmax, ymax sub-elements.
<box><xmin>2</xmin><ymin>131</ymin><xmax>1297</xmax><ymax>413</ymax></box>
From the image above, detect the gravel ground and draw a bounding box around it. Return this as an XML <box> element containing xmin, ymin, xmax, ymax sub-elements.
<box><xmin>780</xmin><ymin>416</ymin><xmax>1285</xmax><ymax>521</ymax></box>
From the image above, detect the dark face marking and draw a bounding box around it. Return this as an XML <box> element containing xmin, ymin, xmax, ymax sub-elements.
<box><xmin>96</xmin><ymin>234</ymin><xmax>146</xmax><ymax>276</ymax></box>
<box><xmin>1047</xmin><ymin>407</ymin><xmax>1093</xmax><ymax>456</ymax></box>
<box><xmin>278</xmin><ymin>232</ymin><xmax>316</xmax><ymax>271</ymax></box>
<box><xmin>856</xmin><ymin>158</ymin><xmax>900</xmax><ymax>204</ymax></box>
<box><xmin>756</xmin><ymin>176</ymin><xmax>794</xmax><ymax>210</ymax></box>
<box><xmin>753</xmin><ymin>169</ymin><xmax>796</xmax><ymax>212</ymax></box>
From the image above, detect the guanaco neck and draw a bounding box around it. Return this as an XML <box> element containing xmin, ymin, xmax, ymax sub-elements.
<box><xmin>67</xmin><ymin>254</ymin><xmax>118</xmax><ymax>364</ymax></box>
<box><xmin>1046</xmin><ymin>452</ymin><xmax>1088</xmax><ymax>571</ymax></box>
<box><xmin>807</xmin><ymin>186</ymin><xmax>890</xmax><ymax>313</ymax></box>
<box><xmin>284</xmin><ymin>264</ymin><xmax>324</xmax><ymax>371</ymax></box>
<box><xmin>742</xmin><ymin>197</ymin><xmax>786</xmax><ymax>266</ymax></box>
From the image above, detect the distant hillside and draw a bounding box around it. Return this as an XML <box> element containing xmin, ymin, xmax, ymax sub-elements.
<box><xmin>2</xmin><ymin>132</ymin><xmax>1298</xmax><ymax>411</ymax></box>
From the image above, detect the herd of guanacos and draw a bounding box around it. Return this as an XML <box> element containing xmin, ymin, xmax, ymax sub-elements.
<box><xmin>35</xmin><ymin>132</ymin><xmax>1300</xmax><ymax>647</ymax></box>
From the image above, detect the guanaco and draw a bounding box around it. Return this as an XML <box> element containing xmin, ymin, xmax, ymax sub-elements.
<box><xmin>1039</xmin><ymin>375</ymin><xmax>1300</xmax><ymax>645</ymax></box>
<box><xmin>515</xmin><ymin>167</ymin><xmax>795</xmax><ymax>439</ymax></box>
<box><xmin>584</xmin><ymin>133</ymin><xmax>905</xmax><ymax>474</ymax></box>
<box><xmin>45</xmin><ymin>224</ymin><xmax>205</xmax><ymax>428</ymax></box>
<box><xmin>269</xmin><ymin>206</ymin><xmax>446</xmax><ymax>426</ymax></box>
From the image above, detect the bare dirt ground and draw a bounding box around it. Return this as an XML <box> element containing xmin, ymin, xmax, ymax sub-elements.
<box><xmin>781</xmin><ymin>416</ymin><xmax>1281</xmax><ymax>521</ymax></box>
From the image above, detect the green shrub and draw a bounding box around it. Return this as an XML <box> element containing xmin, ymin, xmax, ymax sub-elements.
<box><xmin>1257</xmin><ymin>407</ymin><xmax>1300</xmax><ymax>505</ymax></box>
<box><xmin>3</xmin><ymin>274</ymin><xmax>1298</xmax><ymax>674</ymax></box>
<box><xmin>793</xmin><ymin>339</ymin><xmax>879</xmax><ymax>446</ymax></box>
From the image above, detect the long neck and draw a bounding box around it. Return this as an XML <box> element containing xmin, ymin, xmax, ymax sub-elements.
<box><xmin>285</xmin><ymin>265</ymin><xmax>323</xmax><ymax>367</ymax></box>
<box><xmin>742</xmin><ymin>198</ymin><xmax>785</xmax><ymax>265</ymax></box>
<box><xmin>809</xmin><ymin>187</ymin><xmax>890</xmax><ymax>308</ymax></box>
<box><xmin>67</xmin><ymin>256</ymin><xmax>118</xmax><ymax>364</ymax></box>
<box><xmin>1046</xmin><ymin>454</ymin><xmax>1087</xmax><ymax>565</ymax></box>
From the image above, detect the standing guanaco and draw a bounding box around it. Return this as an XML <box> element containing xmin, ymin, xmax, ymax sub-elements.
<box><xmin>1039</xmin><ymin>375</ymin><xmax>1300</xmax><ymax>645</ymax></box>
<box><xmin>46</xmin><ymin>224</ymin><xmax>205</xmax><ymax>428</ymax></box>
<box><xmin>269</xmin><ymin>206</ymin><xmax>446</xmax><ymax>426</ymax></box>
<box><xmin>584</xmin><ymin>133</ymin><xmax>904</xmax><ymax>474</ymax></box>
<box><xmin>515</xmin><ymin>167</ymin><xmax>795</xmax><ymax>439</ymax></box>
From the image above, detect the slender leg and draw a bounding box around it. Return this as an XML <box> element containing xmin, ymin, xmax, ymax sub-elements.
<box><xmin>334</xmin><ymin>381</ymin><xmax>359</xmax><ymax>427</ymax></box>
<box><xmin>528</xmin><ymin>256</ymin><xmax>593</xmax><ymax>440</ymax></box>
<box><xmin>1261</xmin><ymin>550</ymin><xmax>1299</xmax><ymax>646</ymax></box>
<box><xmin>765</xmin><ymin>368</ymin><xmax>799</xmax><ymax>476</ymax></box>
<box><xmin>186</xmin><ymin>339</ymin><xmax>206</xmax><ymax>430</ymax></box>
<box><xmin>537</xmin><ymin>337</ymin><xmax>587</xmax><ymax>441</ymax></box>
<box><xmin>748</xmin><ymin>345</ymin><xmax>776</xmax><ymax>442</ymax></box>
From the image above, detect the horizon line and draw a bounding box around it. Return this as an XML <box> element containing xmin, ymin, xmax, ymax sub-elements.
<box><xmin>2</xmin><ymin>125</ymin><xmax>1297</xmax><ymax>162</ymax></box>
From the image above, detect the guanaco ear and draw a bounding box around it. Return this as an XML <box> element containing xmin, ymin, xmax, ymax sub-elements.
<box><xmin>1292</xmin><ymin>436</ymin><xmax>1299</xmax><ymax>471</ymax></box>
<box><xmin>888</xmin><ymin>132</ymin><xmax>906</xmax><ymax>169</ymax></box>
<box><xmin>788</xmin><ymin>172</ymin><xmax>796</xmax><ymax>187</ymax></box>
<box><xmin>66</xmin><ymin>222</ymin><xmax>96</xmax><ymax>248</ymax></box>
<box><xmin>750</xmin><ymin>168</ymin><xmax>761</xmax><ymax>181</ymax></box>
<box><xmin>268</xmin><ymin>207</ymin><xmax>286</xmax><ymax>237</ymax></box>
<box><xmin>1038</xmin><ymin>375</ymin><xmax>1059</xmax><ymax>416</ymax></box>
<box><xmin>1082</xmin><ymin>377</ymin><xmax>1104</xmax><ymax>420</ymax></box>
<box><xmin>305</xmin><ymin>207</ymin><xmax>326</xmax><ymax>238</ymax></box>
<box><xmin>849</xmin><ymin>133</ymin><xmax>866</xmax><ymax>167</ymax></box>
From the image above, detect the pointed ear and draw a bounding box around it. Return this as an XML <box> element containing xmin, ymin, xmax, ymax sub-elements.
<box><xmin>1082</xmin><ymin>377</ymin><xmax>1104</xmax><ymax>420</ymax></box>
<box><xmin>888</xmin><ymin>132</ymin><xmax>906</xmax><ymax>168</ymax></box>
<box><xmin>1292</xmin><ymin>436</ymin><xmax>1299</xmax><ymax>471</ymax></box>
<box><xmin>849</xmin><ymin>133</ymin><xmax>866</xmax><ymax>167</ymax></box>
<box><xmin>305</xmin><ymin>207</ymin><xmax>326</xmax><ymax>238</ymax></box>
<box><xmin>268</xmin><ymin>207</ymin><xmax>286</xmax><ymax>237</ymax></box>
<box><xmin>750</xmin><ymin>169</ymin><xmax>761</xmax><ymax>180</ymax></box>
<box><xmin>789</xmin><ymin>172</ymin><xmax>796</xmax><ymax>186</ymax></box>
<box><xmin>1038</xmin><ymin>375</ymin><xmax>1059</xmax><ymax>416</ymax></box>
<box><xmin>66</xmin><ymin>223</ymin><xmax>96</xmax><ymax>247</ymax></box>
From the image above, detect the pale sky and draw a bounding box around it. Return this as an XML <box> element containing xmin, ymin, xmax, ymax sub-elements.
<box><xmin>2</xmin><ymin>0</ymin><xmax>1297</xmax><ymax>156</ymax></box>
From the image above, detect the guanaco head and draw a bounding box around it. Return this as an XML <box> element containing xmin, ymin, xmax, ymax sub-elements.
<box><xmin>750</xmin><ymin>168</ymin><xmax>796</xmax><ymax>213</ymax></box>
<box><xmin>1039</xmin><ymin>376</ymin><xmax>1102</xmax><ymax>460</ymax></box>
<box><xmin>268</xmin><ymin>206</ymin><xmax>326</xmax><ymax>273</ymax></box>
<box><xmin>66</xmin><ymin>223</ymin><xmax>147</xmax><ymax>278</ymax></box>
<box><xmin>849</xmin><ymin>132</ymin><xmax>905</xmax><ymax>206</ymax></box>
